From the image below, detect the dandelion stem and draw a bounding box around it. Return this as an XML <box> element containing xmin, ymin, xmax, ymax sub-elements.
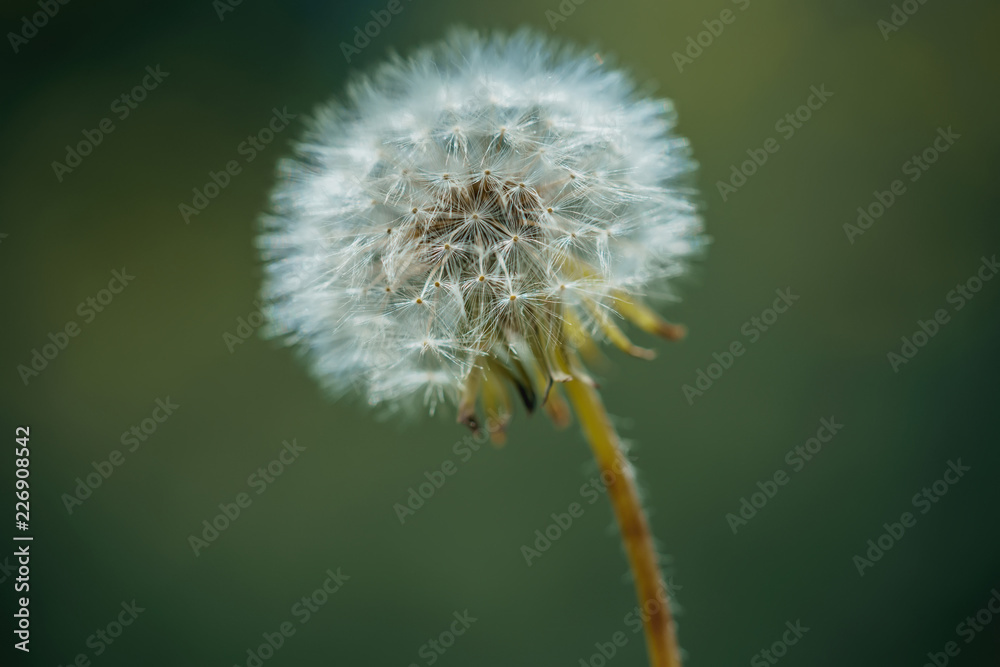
<box><xmin>563</xmin><ymin>378</ymin><xmax>681</xmax><ymax>667</ymax></box>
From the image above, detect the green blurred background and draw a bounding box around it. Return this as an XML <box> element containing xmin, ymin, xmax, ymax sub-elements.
<box><xmin>2</xmin><ymin>0</ymin><xmax>999</xmax><ymax>665</ymax></box>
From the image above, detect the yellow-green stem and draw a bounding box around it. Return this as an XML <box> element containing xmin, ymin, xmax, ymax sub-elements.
<box><xmin>563</xmin><ymin>378</ymin><xmax>681</xmax><ymax>667</ymax></box>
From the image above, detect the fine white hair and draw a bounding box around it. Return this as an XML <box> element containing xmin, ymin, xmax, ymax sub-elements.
<box><xmin>258</xmin><ymin>28</ymin><xmax>705</xmax><ymax>416</ymax></box>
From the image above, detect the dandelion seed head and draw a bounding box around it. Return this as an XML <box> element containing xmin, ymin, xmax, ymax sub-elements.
<box><xmin>258</xmin><ymin>28</ymin><xmax>705</xmax><ymax>418</ymax></box>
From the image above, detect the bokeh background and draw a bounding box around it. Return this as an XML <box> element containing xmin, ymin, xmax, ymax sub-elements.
<box><xmin>2</xmin><ymin>0</ymin><xmax>999</xmax><ymax>665</ymax></box>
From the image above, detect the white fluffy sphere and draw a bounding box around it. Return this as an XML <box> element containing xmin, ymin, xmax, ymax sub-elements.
<box><xmin>258</xmin><ymin>28</ymin><xmax>705</xmax><ymax>419</ymax></box>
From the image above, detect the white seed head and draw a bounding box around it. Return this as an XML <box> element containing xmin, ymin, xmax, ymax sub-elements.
<box><xmin>258</xmin><ymin>28</ymin><xmax>706</xmax><ymax>418</ymax></box>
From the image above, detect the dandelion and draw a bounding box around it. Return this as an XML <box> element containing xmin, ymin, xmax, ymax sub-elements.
<box><xmin>258</xmin><ymin>28</ymin><xmax>705</xmax><ymax>667</ymax></box>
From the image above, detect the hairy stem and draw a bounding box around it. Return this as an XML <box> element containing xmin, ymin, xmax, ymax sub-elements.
<box><xmin>563</xmin><ymin>378</ymin><xmax>681</xmax><ymax>667</ymax></box>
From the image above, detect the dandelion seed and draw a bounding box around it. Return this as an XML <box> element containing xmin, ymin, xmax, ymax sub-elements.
<box><xmin>257</xmin><ymin>28</ymin><xmax>705</xmax><ymax>667</ymax></box>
